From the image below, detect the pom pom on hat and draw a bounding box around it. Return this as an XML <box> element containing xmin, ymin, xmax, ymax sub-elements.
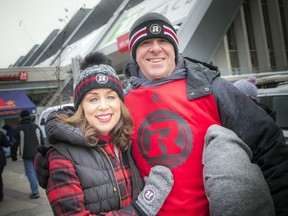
<box><xmin>233</xmin><ymin>76</ymin><xmax>258</xmax><ymax>99</ymax></box>
<box><xmin>74</xmin><ymin>52</ymin><xmax>124</xmax><ymax>110</ymax></box>
<box><xmin>129</xmin><ymin>12</ymin><xmax>179</xmax><ymax>61</ymax></box>
<box><xmin>247</xmin><ymin>76</ymin><xmax>257</xmax><ymax>85</ymax></box>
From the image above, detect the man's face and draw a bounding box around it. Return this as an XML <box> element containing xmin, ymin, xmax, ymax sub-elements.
<box><xmin>136</xmin><ymin>38</ymin><xmax>176</xmax><ymax>80</ymax></box>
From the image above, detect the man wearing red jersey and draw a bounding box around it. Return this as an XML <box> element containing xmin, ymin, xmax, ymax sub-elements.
<box><xmin>124</xmin><ymin>12</ymin><xmax>287</xmax><ymax>216</ymax></box>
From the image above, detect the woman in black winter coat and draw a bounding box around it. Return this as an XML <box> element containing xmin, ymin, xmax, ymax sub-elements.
<box><xmin>38</xmin><ymin>52</ymin><xmax>174</xmax><ymax>216</ymax></box>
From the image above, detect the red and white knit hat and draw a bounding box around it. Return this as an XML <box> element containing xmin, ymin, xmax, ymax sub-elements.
<box><xmin>129</xmin><ymin>12</ymin><xmax>179</xmax><ymax>61</ymax></box>
<box><xmin>74</xmin><ymin>64</ymin><xmax>124</xmax><ymax>110</ymax></box>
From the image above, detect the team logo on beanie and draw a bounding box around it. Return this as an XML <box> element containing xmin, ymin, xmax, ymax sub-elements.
<box><xmin>96</xmin><ymin>74</ymin><xmax>108</xmax><ymax>84</ymax></box>
<box><xmin>150</xmin><ymin>24</ymin><xmax>161</xmax><ymax>34</ymax></box>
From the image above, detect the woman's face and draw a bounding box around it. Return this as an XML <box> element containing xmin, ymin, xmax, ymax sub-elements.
<box><xmin>82</xmin><ymin>88</ymin><xmax>121</xmax><ymax>136</ymax></box>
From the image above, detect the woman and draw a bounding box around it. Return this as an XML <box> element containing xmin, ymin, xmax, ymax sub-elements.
<box><xmin>44</xmin><ymin>52</ymin><xmax>173</xmax><ymax>215</ymax></box>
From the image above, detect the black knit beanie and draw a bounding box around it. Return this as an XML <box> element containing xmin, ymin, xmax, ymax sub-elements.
<box><xmin>74</xmin><ymin>64</ymin><xmax>124</xmax><ymax>111</ymax></box>
<box><xmin>20</xmin><ymin>109</ymin><xmax>30</xmax><ymax>118</ymax></box>
<box><xmin>129</xmin><ymin>12</ymin><xmax>179</xmax><ymax>61</ymax></box>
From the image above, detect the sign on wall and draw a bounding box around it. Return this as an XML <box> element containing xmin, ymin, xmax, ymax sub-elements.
<box><xmin>0</xmin><ymin>71</ymin><xmax>28</xmax><ymax>81</ymax></box>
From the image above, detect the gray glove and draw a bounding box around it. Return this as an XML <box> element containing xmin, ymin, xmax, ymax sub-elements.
<box><xmin>203</xmin><ymin>124</ymin><xmax>275</xmax><ymax>216</ymax></box>
<box><xmin>133</xmin><ymin>165</ymin><xmax>173</xmax><ymax>216</ymax></box>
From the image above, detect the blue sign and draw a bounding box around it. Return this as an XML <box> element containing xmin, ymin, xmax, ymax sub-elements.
<box><xmin>0</xmin><ymin>90</ymin><xmax>37</xmax><ymax>118</ymax></box>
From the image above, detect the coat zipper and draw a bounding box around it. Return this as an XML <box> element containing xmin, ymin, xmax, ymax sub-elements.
<box><xmin>99</xmin><ymin>147</ymin><xmax>122</xmax><ymax>207</ymax></box>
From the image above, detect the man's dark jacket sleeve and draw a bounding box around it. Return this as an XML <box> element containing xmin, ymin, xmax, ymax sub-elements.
<box><xmin>212</xmin><ymin>77</ymin><xmax>288</xmax><ymax>216</ymax></box>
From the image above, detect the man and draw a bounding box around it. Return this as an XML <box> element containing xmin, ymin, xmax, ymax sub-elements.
<box><xmin>13</xmin><ymin>109</ymin><xmax>45</xmax><ymax>199</ymax></box>
<box><xmin>36</xmin><ymin>12</ymin><xmax>288</xmax><ymax>215</ymax></box>
<box><xmin>124</xmin><ymin>12</ymin><xmax>287</xmax><ymax>215</ymax></box>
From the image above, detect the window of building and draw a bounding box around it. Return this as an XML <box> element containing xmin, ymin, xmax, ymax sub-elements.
<box><xmin>279</xmin><ymin>0</ymin><xmax>288</xmax><ymax>63</ymax></box>
<box><xmin>227</xmin><ymin>24</ymin><xmax>240</xmax><ymax>74</ymax></box>
<box><xmin>243</xmin><ymin>0</ymin><xmax>258</xmax><ymax>71</ymax></box>
<box><xmin>261</xmin><ymin>0</ymin><xmax>276</xmax><ymax>69</ymax></box>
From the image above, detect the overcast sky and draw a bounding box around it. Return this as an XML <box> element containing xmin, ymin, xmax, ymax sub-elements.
<box><xmin>0</xmin><ymin>0</ymin><xmax>99</xmax><ymax>68</ymax></box>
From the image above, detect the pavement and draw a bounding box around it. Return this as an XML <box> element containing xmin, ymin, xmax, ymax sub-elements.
<box><xmin>0</xmin><ymin>157</ymin><xmax>53</xmax><ymax>216</ymax></box>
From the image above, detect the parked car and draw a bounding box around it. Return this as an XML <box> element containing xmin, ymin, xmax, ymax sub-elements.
<box><xmin>257</xmin><ymin>76</ymin><xmax>288</xmax><ymax>144</ymax></box>
<box><xmin>37</xmin><ymin>103</ymin><xmax>74</xmax><ymax>144</ymax></box>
